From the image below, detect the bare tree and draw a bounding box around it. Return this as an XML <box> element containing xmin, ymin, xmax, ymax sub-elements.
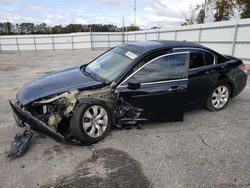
<box><xmin>182</xmin><ymin>5</ymin><xmax>200</xmax><ymax>25</ymax></box>
<box><xmin>196</xmin><ymin>3</ymin><xmax>206</xmax><ymax>24</ymax></box>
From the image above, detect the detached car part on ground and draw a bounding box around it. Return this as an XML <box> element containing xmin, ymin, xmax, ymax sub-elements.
<box><xmin>9</xmin><ymin>40</ymin><xmax>248</xmax><ymax>150</ymax></box>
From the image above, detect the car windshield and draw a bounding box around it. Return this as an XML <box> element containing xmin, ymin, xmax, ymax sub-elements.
<box><xmin>84</xmin><ymin>47</ymin><xmax>135</xmax><ymax>83</ymax></box>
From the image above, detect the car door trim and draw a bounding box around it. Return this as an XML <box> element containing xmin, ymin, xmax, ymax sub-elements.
<box><xmin>117</xmin><ymin>78</ymin><xmax>188</xmax><ymax>88</ymax></box>
<box><xmin>172</xmin><ymin>47</ymin><xmax>216</xmax><ymax>67</ymax></box>
<box><xmin>117</xmin><ymin>51</ymin><xmax>190</xmax><ymax>88</ymax></box>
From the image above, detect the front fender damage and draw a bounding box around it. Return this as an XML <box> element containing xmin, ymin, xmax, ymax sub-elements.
<box><xmin>8</xmin><ymin>82</ymin><xmax>146</xmax><ymax>158</ymax></box>
<box><xmin>32</xmin><ymin>90</ymin><xmax>79</xmax><ymax>128</ymax></box>
<box><xmin>8</xmin><ymin>100</ymin><xmax>92</xmax><ymax>158</ymax></box>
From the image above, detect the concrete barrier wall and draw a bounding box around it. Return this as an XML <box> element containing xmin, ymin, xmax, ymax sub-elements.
<box><xmin>1</xmin><ymin>18</ymin><xmax>250</xmax><ymax>64</ymax></box>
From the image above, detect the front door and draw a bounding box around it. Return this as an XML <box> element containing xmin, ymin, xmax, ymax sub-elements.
<box><xmin>115</xmin><ymin>52</ymin><xmax>190</xmax><ymax>122</ymax></box>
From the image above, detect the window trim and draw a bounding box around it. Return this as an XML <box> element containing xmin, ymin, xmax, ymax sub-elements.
<box><xmin>118</xmin><ymin>52</ymin><xmax>190</xmax><ymax>87</ymax></box>
<box><xmin>172</xmin><ymin>47</ymin><xmax>216</xmax><ymax>70</ymax></box>
<box><xmin>117</xmin><ymin>78</ymin><xmax>188</xmax><ymax>88</ymax></box>
<box><xmin>203</xmin><ymin>50</ymin><xmax>216</xmax><ymax>66</ymax></box>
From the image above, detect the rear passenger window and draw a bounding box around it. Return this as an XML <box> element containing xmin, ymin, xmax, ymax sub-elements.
<box><xmin>173</xmin><ymin>49</ymin><xmax>205</xmax><ymax>69</ymax></box>
<box><xmin>217</xmin><ymin>54</ymin><xmax>229</xmax><ymax>64</ymax></box>
<box><xmin>189</xmin><ymin>50</ymin><xmax>205</xmax><ymax>69</ymax></box>
<box><xmin>204</xmin><ymin>51</ymin><xmax>214</xmax><ymax>65</ymax></box>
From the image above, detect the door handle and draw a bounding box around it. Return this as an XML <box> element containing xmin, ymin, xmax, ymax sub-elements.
<box><xmin>205</xmin><ymin>69</ymin><xmax>216</xmax><ymax>74</ymax></box>
<box><xmin>168</xmin><ymin>86</ymin><xmax>184</xmax><ymax>92</ymax></box>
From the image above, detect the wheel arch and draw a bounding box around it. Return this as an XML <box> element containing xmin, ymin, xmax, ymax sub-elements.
<box><xmin>205</xmin><ymin>80</ymin><xmax>232</xmax><ymax>111</ymax></box>
<box><xmin>217</xmin><ymin>79</ymin><xmax>235</xmax><ymax>98</ymax></box>
<box><xmin>76</xmin><ymin>98</ymin><xmax>117</xmax><ymax>126</ymax></box>
<box><xmin>69</xmin><ymin>98</ymin><xmax>113</xmax><ymax>143</ymax></box>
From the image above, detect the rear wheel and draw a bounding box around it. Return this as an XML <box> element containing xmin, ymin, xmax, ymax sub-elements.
<box><xmin>70</xmin><ymin>101</ymin><xmax>111</xmax><ymax>143</ymax></box>
<box><xmin>206</xmin><ymin>83</ymin><xmax>231</xmax><ymax>111</ymax></box>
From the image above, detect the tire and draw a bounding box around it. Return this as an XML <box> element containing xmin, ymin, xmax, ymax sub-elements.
<box><xmin>206</xmin><ymin>83</ymin><xmax>231</xmax><ymax>111</ymax></box>
<box><xmin>70</xmin><ymin>101</ymin><xmax>111</xmax><ymax>143</ymax></box>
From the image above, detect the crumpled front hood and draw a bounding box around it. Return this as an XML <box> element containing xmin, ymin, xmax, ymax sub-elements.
<box><xmin>17</xmin><ymin>67</ymin><xmax>103</xmax><ymax>106</ymax></box>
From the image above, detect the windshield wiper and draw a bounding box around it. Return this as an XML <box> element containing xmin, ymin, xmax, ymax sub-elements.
<box><xmin>81</xmin><ymin>66</ymin><xmax>90</xmax><ymax>76</ymax></box>
<box><xmin>81</xmin><ymin>67</ymin><xmax>98</xmax><ymax>81</ymax></box>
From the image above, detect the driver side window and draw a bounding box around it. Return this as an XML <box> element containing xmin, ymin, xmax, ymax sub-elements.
<box><xmin>127</xmin><ymin>53</ymin><xmax>189</xmax><ymax>84</ymax></box>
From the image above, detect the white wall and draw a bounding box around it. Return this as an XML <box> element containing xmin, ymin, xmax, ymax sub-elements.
<box><xmin>1</xmin><ymin>18</ymin><xmax>250</xmax><ymax>64</ymax></box>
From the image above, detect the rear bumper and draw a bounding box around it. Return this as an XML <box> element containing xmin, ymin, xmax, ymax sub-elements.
<box><xmin>9</xmin><ymin>100</ymin><xmax>90</xmax><ymax>145</ymax></box>
<box><xmin>232</xmin><ymin>74</ymin><xmax>248</xmax><ymax>98</ymax></box>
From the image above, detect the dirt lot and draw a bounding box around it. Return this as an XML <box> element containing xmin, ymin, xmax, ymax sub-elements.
<box><xmin>0</xmin><ymin>50</ymin><xmax>249</xmax><ymax>188</ymax></box>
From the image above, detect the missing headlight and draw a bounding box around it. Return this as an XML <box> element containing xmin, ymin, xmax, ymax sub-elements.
<box><xmin>42</xmin><ymin>105</ymin><xmax>48</xmax><ymax>114</ymax></box>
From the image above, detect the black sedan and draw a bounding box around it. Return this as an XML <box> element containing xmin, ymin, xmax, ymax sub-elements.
<box><xmin>10</xmin><ymin>40</ymin><xmax>248</xmax><ymax>144</ymax></box>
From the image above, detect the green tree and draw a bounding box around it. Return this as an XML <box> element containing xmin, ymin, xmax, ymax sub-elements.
<box><xmin>0</xmin><ymin>23</ymin><xmax>4</xmax><ymax>34</ymax></box>
<box><xmin>64</xmin><ymin>24</ymin><xmax>82</xmax><ymax>33</ymax></box>
<box><xmin>34</xmin><ymin>23</ymin><xmax>50</xmax><ymax>34</ymax></box>
<box><xmin>2</xmin><ymin>22</ymin><xmax>14</xmax><ymax>34</ymax></box>
<box><xmin>124</xmin><ymin>24</ymin><xmax>140</xmax><ymax>32</ymax></box>
<box><xmin>236</xmin><ymin>0</ymin><xmax>250</xmax><ymax>18</ymax></box>
<box><xmin>196</xmin><ymin>3</ymin><xmax>206</xmax><ymax>24</ymax></box>
<box><xmin>0</xmin><ymin>22</ymin><xmax>139</xmax><ymax>35</ymax></box>
<box><xmin>88</xmin><ymin>24</ymin><xmax>119</xmax><ymax>32</ymax></box>
<box><xmin>19</xmin><ymin>23</ymin><xmax>35</xmax><ymax>34</ymax></box>
<box><xmin>52</xmin><ymin>25</ymin><xmax>64</xmax><ymax>34</ymax></box>
<box><xmin>214</xmin><ymin>0</ymin><xmax>234</xmax><ymax>21</ymax></box>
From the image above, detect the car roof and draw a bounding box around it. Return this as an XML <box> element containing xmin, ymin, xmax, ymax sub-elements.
<box><xmin>119</xmin><ymin>40</ymin><xmax>207</xmax><ymax>55</ymax></box>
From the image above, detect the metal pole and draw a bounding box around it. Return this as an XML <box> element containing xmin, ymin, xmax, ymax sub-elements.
<box><xmin>174</xmin><ymin>30</ymin><xmax>177</xmax><ymax>40</ymax></box>
<box><xmin>90</xmin><ymin>26</ymin><xmax>93</xmax><ymax>50</ymax></box>
<box><xmin>145</xmin><ymin>32</ymin><xmax>147</xmax><ymax>40</ymax></box>
<box><xmin>198</xmin><ymin>27</ymin><xmax>202</xmax><ymax>43</ymax></box>
<box><xmin>71</xmin><ymin>35</ymin><xmax>74</xmax><ymax>50</ymax></box>
<box><xmin>16</xmin><ymin>37</ymin><xmax>19</xmax><ymax>52</ymax></box>
<box><xmin>33</xmin><ymin>37</ymin><xmax>37</xmax><ymax>51</ymax></box>
<box><xmin>135</xmin><ymin>33</ymin><xmax>136</xmax><ymax>41</ymax></box>
<box><xmin>204</xmin><ymin>0</ymin><xmax>207</xmax><ymax>21</ymax></box>
<box><xmin>0</xmin><ymin>39</ymin><xmax>2</xmax><ymax>53</ymax></box>
<box><xmin>122</xmin><ymin>16</ymin><xmax>125</xmax><ymax>44</ymax></box>
<box><xmin>83</xmin><ymin>34</ymin><xmax>84</xmax><ymax>49</ymax></box>
<box><xmin>52</xmin><ymin>36</ymin><xmax>55</xmax><ymax>51</ymax></box>
<box><xmin>158</xmin><ymin>31</ymin><xmax>160</xmax><ymax>40</ymax></box>
<box><xmin>232</xmin><ymin>24</ymin><xmax>239</xmax><ymax>56</ymax></box>
<box><xmin>108</xmin><ymin>34</ymin><xmax>110</xmax><ymax>48</ymax></box>
<box><xmin>134</xmin><ymin>0</ymin><xmax>136</xmax><ymax>25</ymax></box>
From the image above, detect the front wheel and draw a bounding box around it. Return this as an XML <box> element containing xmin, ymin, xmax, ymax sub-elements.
<box><xmin>70</xmin><ymin>101</ymin><xmax>111</xmax><ymax>143</ymax></box>
<box><xmin>206</xmin><ymin>83</ymin><xmax>231</xmax><ymax>111</ymax></box>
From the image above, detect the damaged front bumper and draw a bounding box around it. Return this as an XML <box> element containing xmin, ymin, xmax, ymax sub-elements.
<box><xmin>9</xmin><ymin>100</ymin><xmax>90</xmax><ymax>145</ymax></box>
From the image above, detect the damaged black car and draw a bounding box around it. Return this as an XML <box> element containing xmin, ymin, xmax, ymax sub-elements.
<box><xmin>9</xmin><ymin>40</ymin><xmax>248</xmax><ymax>145</ymax></box>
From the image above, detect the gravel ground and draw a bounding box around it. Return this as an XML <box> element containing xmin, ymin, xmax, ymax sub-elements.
<box><xmin>0</xmin><ymin>50</ymin><xmax>249</xmax><ymax>188</ymax></box>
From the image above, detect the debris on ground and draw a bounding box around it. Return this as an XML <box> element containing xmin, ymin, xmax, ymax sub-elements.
<box><xmin>89</xmin><ymin>148</ymin><xmax>98</xmax><ymax>162</ymax></box>
<box><xmin>7</xmin><ymin>130</ymin><xmax>33</xmax><ymax>159</ymax></box>
<box><xmin>199</xmin><ymin>135</ymin><xmax>210</xmax><ymax>147</ymax></box>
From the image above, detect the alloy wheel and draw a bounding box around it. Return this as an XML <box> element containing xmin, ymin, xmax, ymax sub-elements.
<box><xmin>82</xmin><ymin>105</ymin><xmax>108</xmax><ymax>138</ymax></box>
<box><xmin>211</xmin><ymin>86</ymin><xmax>229</xmax><ymax>109</ymax></box>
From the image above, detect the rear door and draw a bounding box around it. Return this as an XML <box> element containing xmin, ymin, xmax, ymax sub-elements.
<box><xmin>173</xmin><ymin>48</ymin><xmax>219</xmax><ymax>105</ymax></box>
<box><xmin>116</xmin><ymin>52</ymin><xmax>190</xmax><ymax>122</ymax></box>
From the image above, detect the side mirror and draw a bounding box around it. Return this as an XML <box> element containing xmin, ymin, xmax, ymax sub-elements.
<box><xmin>127</xmin><ymin>81</ymin><xmax>141</xmax><ymax>90</ymax></box>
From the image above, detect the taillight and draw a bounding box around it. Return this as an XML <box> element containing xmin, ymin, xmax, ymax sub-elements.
<box><xmin>239</xmin><ymin>64</ymin><xmax>248</xmax><ymax>74</ymax></box>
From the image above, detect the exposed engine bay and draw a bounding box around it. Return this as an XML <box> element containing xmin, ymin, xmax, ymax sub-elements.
<box><xmin>26</xmin><ymin>82</ymin><xmax>144</xmax><ymax>132</ymax></box>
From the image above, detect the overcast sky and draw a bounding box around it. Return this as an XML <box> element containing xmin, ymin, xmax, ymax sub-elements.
<box><xmin>0</xmin><ymin>0</ymin><xmax>205</xmax><ymax>28</ymax></box>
